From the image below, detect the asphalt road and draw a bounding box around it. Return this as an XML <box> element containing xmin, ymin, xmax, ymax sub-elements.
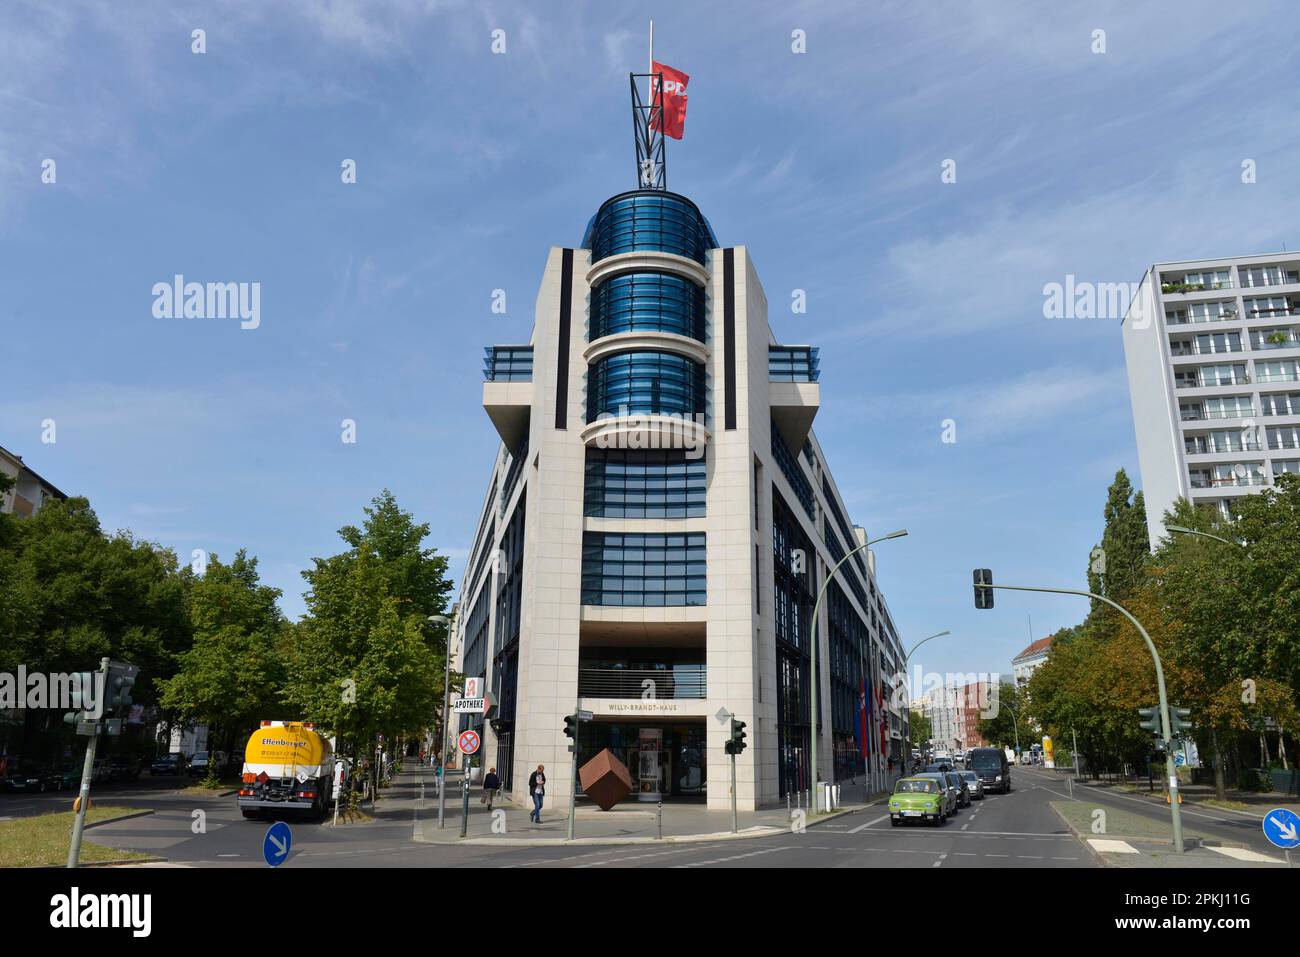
<box><xmin>20</xmin><ymin>765</ymin><xmax>1282</xmax><ymax>867</ymax></box>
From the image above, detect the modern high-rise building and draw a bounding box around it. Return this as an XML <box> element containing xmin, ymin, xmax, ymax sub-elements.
<box><xmin>1122</xmin><ymin>255</ymin><xmax>1300</xmax><ymax>548</ymax></box>
<box><xmin>451</xmin><ymin>185</ymin><xmax>908</xmax><ymax>811</ymax></box>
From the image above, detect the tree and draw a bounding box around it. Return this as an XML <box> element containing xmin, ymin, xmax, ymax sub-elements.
<box><xmin>157</xmin><ymin>550</ymin><xmax>287</xmax><ymax>778</ymax></box>
<box><xmin>283</xmin><ymin>491</ymin><xmax>453</xmax><ymax>798</ymax></box>
<box><xmin>909</xmin><ymin>710</ymin><xmax>931</xmax><ymax>751</ymax></box>
<box><xmin>0</xmin><ymin>497</ymin><xmax>190</xmax><ymax>760</ymax></box>
<box><xmin>1087</xmin><ymin>469</ymin><xmax>1150</xmax><ymax>606</ymax></box>
<box><xmin>977</xmin><ymin>681</ymin><xmax>1028</xmax><ymax>752</ymax></box>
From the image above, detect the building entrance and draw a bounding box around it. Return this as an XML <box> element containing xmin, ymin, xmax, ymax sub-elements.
<box><xmin>577</xmin><ymin>720</ymin><xmax>706</xmax><ymax>800</ymax></box>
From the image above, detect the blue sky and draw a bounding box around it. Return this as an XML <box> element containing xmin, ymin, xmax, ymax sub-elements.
<box><xmin>5</xmin><ymin>0</ymin><xmax>1299</xmax><ymax>682</ymax></box>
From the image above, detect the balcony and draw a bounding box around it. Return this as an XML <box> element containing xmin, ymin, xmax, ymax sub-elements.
<box><xmin>769</xmin><ymin>345</ymin><xmax>821</xmax><ymax>450</ymax></box>
<box><xmin>1252</xmin><ymin>336</ymin><xmax>1300</xmax><ymax>351</ymax></box>
<box><xmin>483</xmin><ymin>345</ymin><xmax>533</xmax><ymax>382</ymax></box>
<box><xmin>483</xmin><ymin>345</ymin><xmax>534</xmax><ymax>447</ymax></box>
<box><xmin>1161</xmin><ymin>280</ymin><xmax>1234</xmax><ymax>294</ymax></box>
<box><xmin>1256</xmin><ymin>371</ymin><xmax>1300</xmax><ymax>384</ymax></box>
<box><xmin>577</xmin><ymin>666</ymin><xmax>706</xmax><ymax>699</ymax></box>
<box><xmin>1185</xmin><ymin>442</ymin><xmax>1262</xmax><ymax>455</ymax></box>
<box><xmin>1238</xmin><ymin>268</ymin><xmax>1300</xmax><ymax>289</ymax></box>
<box><xmin>1189</xmin><ymin>473</ymin><xmax>1268</xmax><ymax>489</ymax></box>
<box><xmin>1180</xmin><ymin>407</ymin><xmax>1255</xmax><ymax>421</ymax></box>
<box><xmin>1175</xmin><ymin>374</ymin><xmax>1250</xmax><ymax>389</ymax></box>
<box><xmin>1166</xmin><ymin>309</ymin><xmax>1238</xmax><ymax>326</ymax></box>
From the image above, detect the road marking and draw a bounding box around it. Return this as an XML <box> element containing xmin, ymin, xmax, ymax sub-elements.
<box><xmin>674</xmin><ymin>845</ymin><xmax>791</xmax><ymax>868</ymax></box>
<box><xmin>953</xmin><ymin>852</ymin><xmax>977</xmax><ymax>856</ymax></box>
<box><xmin>1205</xmin><ymin>845</ymin><xmax>1285</xmax><ymax>863</ymax></box>
<box><xmin>985</xmin><ymin>853</ymin><xmax>1010</xmax><ymax>858</ymax></box>
<box><xmin>848</xmin><ymin>815</ymin><xmax>888</xmax><ymax>833</ymax></box>
<box><xmin>1087</xmin><ymin>839</ymin><xmax>1139</xmax><ymax>854</ymax></box>
<box><xmin>933</xmin><ymin>853</ymin><xmax>946</xmax><ymax>868</ymax></box>
<box><xmin>217</xmin><ymin>853</ymin><xmax>240</xmax><ymax>858</ymax></box>
<box><xmin>960</xmin><ymin>823</ymin><xmax>969</xmax><ymax>830</ymax></box>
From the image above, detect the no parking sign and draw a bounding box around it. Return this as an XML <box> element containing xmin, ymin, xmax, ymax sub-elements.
<box><xmin>458</xmin><ymin>730</ymin><xmax>481</xmax><ymax>755</ymax></box>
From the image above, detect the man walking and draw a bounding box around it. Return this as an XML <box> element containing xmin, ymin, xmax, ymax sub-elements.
<box><xmin>482</xmin><ymin>767</ymin><xmax>502</xmax><ymax>810</ymax></box>
<box><xmin>527</xmin><ymin>764</ymin><xmax>546</xmax><ymax>823</ymax></box>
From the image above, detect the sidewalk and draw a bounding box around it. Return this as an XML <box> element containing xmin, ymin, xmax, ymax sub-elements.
<box><xmin>398</xmin><ymin>767</ymin><xmax>888</xmax><ymax>846</ymax></box>
<box><xmin>1050</xmin><ymin>767</ymin><xmax>1300</xmax><ymax>818</ymax></box>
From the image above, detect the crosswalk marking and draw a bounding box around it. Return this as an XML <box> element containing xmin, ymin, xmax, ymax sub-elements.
<box><xmin>1087</xmin><ymin>838</ymin><xmax>1139</xmax><ymax>854</ymax></box>
<box><xmin>1205</xmin><ymin>845</ymin><xmax>1284</xmax><ymax>863</ymax></box>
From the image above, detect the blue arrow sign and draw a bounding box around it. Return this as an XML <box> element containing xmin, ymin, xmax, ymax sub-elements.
<box><xmin>263</xmin><ymin>821</ymin><xmax>292</xmax><ymax>867</ymax></box>
<box><xmin>1261</xmin><ymin>807</ymin><xmax>1300</xmax><ymax>849</ymax></box>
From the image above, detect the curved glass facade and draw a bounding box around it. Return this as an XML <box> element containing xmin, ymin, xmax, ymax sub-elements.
<box><xmin>588</xmin><ymin>191</ymin><xmax>716</xmax><ymax>265</ymax></box>
<box><xmin>591</xmin><ymin>272</ymin><xmax>706</xmax><ymax>342</ymax></box>
<box><xmin>587</xmin><ymin>350</ymin><xmax>705</xmax><ymax>422</ymax></box>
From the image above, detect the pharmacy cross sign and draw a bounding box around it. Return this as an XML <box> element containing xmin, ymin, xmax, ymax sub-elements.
<box><xmin>458</xmin><ymin>730</ymin><xmax>481</xmax><ymax>755</ymax></box>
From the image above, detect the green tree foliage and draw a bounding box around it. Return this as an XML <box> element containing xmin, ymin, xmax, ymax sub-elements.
<box><xmin>157</xmin><ymin>550</ymin><xmax>287</xmax><ymax>755</ymax></box>
<box><xmin>909</xmin><ymin>710</ymin><xmax>931</xmax><ymax>748</ymax></box>
<box><xmin>0</xmin><ymin>497</ymin><xmax>190</xmax><ymax>700</ymax></box>
<box><xmin>1086</xmin><ymin>469</ymin><xmax>1149</xmax><ymax>605</ymax></box>
<box><xmin>283</xmin><ymin>491</ymin><xmax>452</xmax><ymax>754</ymax></box>
<box><xmin>977</xmin><ymin>680</ymin><xmax>1028</xmax><ymax>751</ymax></box>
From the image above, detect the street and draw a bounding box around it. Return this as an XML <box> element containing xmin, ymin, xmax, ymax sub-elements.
<box><xmin>34</xmin><ymin>765</ymin><xmax>1286</xmax><ymax>869</ymax></box>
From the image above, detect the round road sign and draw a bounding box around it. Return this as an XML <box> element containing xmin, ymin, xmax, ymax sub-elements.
<box><xmin>458</xmin><ymin>730</ymin><xmax>481</xmax><ymax>755</ymax></box>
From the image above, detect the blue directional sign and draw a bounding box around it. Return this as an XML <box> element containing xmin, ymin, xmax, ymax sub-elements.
<box><xmin>1261</xmin><ymin>807</ymin><xmax>1300</xmax><ymax>849</ymax></box>
<box><xmin>263</xmin><ymin>821</ymin><xmax>292</xmax><ymax>867</ymax></box>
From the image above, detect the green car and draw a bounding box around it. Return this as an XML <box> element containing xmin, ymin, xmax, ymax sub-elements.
<box><xmin>888</xmin><ymin>776</ymin><xmax>948</xmax><ymax>827</ymax></box>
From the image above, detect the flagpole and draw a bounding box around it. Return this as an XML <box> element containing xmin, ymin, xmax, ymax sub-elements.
<box><xmin>648</xmin><ymin>19</ymin><xmax>654</xmax><ymax>102</ymax></box>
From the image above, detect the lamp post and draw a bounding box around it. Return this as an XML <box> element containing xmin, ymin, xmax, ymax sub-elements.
<box><xmin>975</xmin><ymin>580</ymin><xmax>1184</xmax><ymax>853</ymax></box>
<box><xmin>1165</xmin><ymin>524</ymin><xmax>1241</xmax><ymax>548</ymax></box>
<box><xmin>1001</xmin><ymin>700</ymin><xmax>1022</xmax><ymax>761</ymax></box>
<box><xmin>810</xmin><ymin>528</ymin><xmax>907</xmax><ymax>812</ymax></box>
<box><xmin>901</xmin><ymin>630</ymin><xmax>951</xmax><ymax>773</ymax></box>
<box><xmin>428</xmin><ymin>614</ymin><xmax>452</xmax><ymax>828</ymax></box>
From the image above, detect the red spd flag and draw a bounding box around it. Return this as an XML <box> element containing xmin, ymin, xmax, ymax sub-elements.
<box><xmin>650</xmin><ymin>61</ymin><xmax>689</xmax><ymax>139</ymax></box>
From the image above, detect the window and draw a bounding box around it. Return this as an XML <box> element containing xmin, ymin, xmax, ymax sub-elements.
<box><xmin>587</xmin><ymin>351</ymin><xmax>705</xmax><ymax>422</ymax></box>
<box><xmin>590</xmin><ymin>272</ymin><xmax>706</xmax><ymax>342</ymax></box>
<box><xmin>583</xmin><ymin>449</ymin><xmax>705</xmax><ymax>518</ymax></box>
<box><xmin>581</xmin><ymin>531</ymin><xmax>706</xmax><ymax>606</ymax></box>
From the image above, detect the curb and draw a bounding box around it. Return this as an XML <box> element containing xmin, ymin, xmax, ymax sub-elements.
<box><xmin>81</xmin><ymin>856</ymin><xmax>167</xmax><ymax>867</ymax></box>
<box><xmin>1049</xmin><ymin>802</ymin><xmax>1113</xmax><ymax>868</ymax></box>
<box><xmin>84</xmin><ymin>809</ymin><xmax>156</xmax><ymax>830</ymax></box>
<box><xmin>414</xmin><ymin>803</ymin><xmax>864</xmax><ymax>848</ymax></box>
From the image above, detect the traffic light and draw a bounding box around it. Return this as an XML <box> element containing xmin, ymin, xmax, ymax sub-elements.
<box><xmin>104</xmin><ymin>661</ymin><xmax>139</xmax><ymax>712</ymax></box>
<box><xmin>1137</xmin><ymin>706</ymin><xmax>1160</xmax><ymax>734</ymax></box>
<box><xmin>973</xmin><ymin>569</ymin><xmax>994</xmax><ymax>609</ymax></box>
<box><xmin>563</xmin><ymin>714</ymin><xmax>576</xmax><ymax>740</ymax></box>
<box><xmin>726</xmin><ymin>718</ymin><xmax>747</xmax><ymax>755</ymax></box>
<box><xmin>1170</xmin><ymin>707</ymin><xmax>1193</xmax><ymax>737</ymax></box>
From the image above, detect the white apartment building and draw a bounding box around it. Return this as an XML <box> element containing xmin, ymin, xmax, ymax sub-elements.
<box><xmin>0</xmin><ymin>445</ymin><xmax>66</xmax><ymax>517</ymax></box>
<box><xmin>1122</xmin><ymin>255</ymin><xmax>1300</xmax><ymax>547</ymax></box>
<box><xmin>450</xmin><ymin>187</ymin><xmax>908</xmax><ymax>811</ymax></box>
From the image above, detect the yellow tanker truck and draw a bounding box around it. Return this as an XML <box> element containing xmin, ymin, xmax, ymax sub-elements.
<box><xmin>237</xmin><ymin>721</ymin><xmax>335</xmax><ymax>820</ymax></box>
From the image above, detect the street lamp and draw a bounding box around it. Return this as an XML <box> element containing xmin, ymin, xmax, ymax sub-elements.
<box><xmin>809</xmin><ymin>528</ymin><xmax>907</xmax><ymax>812</ymax></box>
<box><xmin>901</xmin><ymin>630</ymin><xmax>951</xmax><ymax>768</ymax></box>
<box><xmin>970</xmin><ymin>573</ymin><xmax>1185</xmax><ymax>853</ymax></box>
<box><xmin>428</xmin><ymin>613</ymin><xmax>452</xmax><ymax>828</ymax></box>
<box><xmin>1165</xmin><ymin>524</ymin><xmax>1242</xmax><ymax>548</ymax></box>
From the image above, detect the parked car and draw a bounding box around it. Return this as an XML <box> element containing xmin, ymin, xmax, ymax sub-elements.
<box><xmin>913</xmin><ymin>772</ymin><xmax>959</xmax><ymax>816</ymax></box>
<box><xmin>889</xmin><ymin>776</ymin><xmax>948</xmax><ymax>827</ymax></box>
<box><xmin>924</xmin><ymin>761</ymin><xmax>954</xmax><ymax>773</ymax></box>
<box><xmin>2</xmin><ymin>762</ymin><xmax>61</xmax><ymax>793</ymax></box>
<box><xmin>188</xmin><ymin>751</ymin><xmax>228</xmax><ymax>778</ymax></box>
<box><xmin>945</xmin><ymin>770</ymin><xmax>971</xmax><ymax>808</ymax></box>
<box><xmin>150</xmin><ymin>753</ymin><xmax>184</xmax><ymax>776</ymax></box>
<box><xmin>108</xmin><ymin>756</ymin><xmax>142</xmax><ymax>781</ymax></box>
<box><xmin>959</xmin><ymin>769</ymin><xmax>985</xmax><ymax>800</ymax></box>
<box><xmin>57</xmin><ymin>762</ymin><xmax>83</xmax><ymax>790</ymax></box>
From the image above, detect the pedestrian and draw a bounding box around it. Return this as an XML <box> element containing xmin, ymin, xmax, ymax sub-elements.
<box><xmin>527</xmin><ymin>764</ymin><xmax>546</xmax><ymax>823</ymax></box>
<box><xmin>482</xmin><ymin>766</ymin><xmax>502</xmax><ymax>810</ymax></box>
<box><xmin>419</xmin><ymin>750</ymin><xmax>426</xmax><ymax>767</ymax></box>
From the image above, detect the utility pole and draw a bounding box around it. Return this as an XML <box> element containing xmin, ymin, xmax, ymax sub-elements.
<box><xmin>67</xmin><ymin>657</ymin><xmax>111</xmax><ymax>868</ymax></box>
<box><xmin>429</xmin><ymin>613</ymin><xmax>451</xmax><ymax>828</ymax></box>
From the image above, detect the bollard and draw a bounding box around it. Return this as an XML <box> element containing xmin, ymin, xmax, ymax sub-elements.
<box><xmin>657</xmin><ymin>800</ymin><xmax>663</xmax><ymax>840</ymax></box>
